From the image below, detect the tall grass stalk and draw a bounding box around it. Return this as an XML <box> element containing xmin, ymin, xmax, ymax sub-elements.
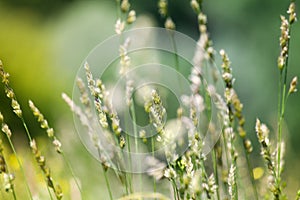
<box><xmin>28</xmin><ymin>100</ymin><xmax>83</xmax><ymax>197</ymax></box>
<box><xmin>116</xmin><ymin>0</ymin><xmax>138</xmax><ymax>194</ymax></box>
<box><xmin>276</xmin><ymin>2</ymin><xmax>297</xmax><ymax>198</ymax></box>
<box><xmin>0</xmin><ymin>62</ymin><xmax>62</xmax><ymax>200</ymax></box>
<box><xmin>129</xmin><ymin>103</ymin><xmax>140</xmax><ymax>192</ymax></box>
<box><xmin>0</xmin><ymin>114</ymin><xmax>33</xmax><ymax>199</ymax></box>
<box><xmin>62</xmin><ymin>92</ymin><xmax>115</xmax><ymax>200</ymax></box>
<box><xmin>99</xmin><ymin>149</ymin><xmax>114</xmax><ymax>200</ymax></box>
<box><xmin>0</xmin><ymin>138</ymin><xmax>17</xmax><ymax>200</ymax></box>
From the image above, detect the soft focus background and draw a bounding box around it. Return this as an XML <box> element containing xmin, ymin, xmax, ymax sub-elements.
<box><xmin>0</xmin><ymin>0</ymin><xmax>299</xmax><ymax>199</ymax></box>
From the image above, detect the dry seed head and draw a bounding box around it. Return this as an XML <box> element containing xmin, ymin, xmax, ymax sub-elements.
<box><xmin>222</xmin><ymin>72</ymin><xmax>233</xmax><ymax>83</ymax></box>
<box><xmin>220</xmin><ymin>49</ymin><xmax>231</xmax><ymax>72</ymax></box>
<box><xmin>255</xmin><ymin>118</ymin><xmax>269</xmax><ymax>144</ymax></box>
<box><xmin>5</xmin><ymin>88</ymin><xmax>14</xmax><ymax>99</ymax></box>
<box><xmin>119</xmin><ymin>40</ymin><xmax>131</xmax><ymax>75</ymax></box>
<box><xmin>76</xmin><ymin>78</ymin><xmax>86</xmax><ymax>94</ymax></box>
<box><xmin>238</xmin><ymin>126</ymin><xmax>246</xmax><ymax>138</ymax></box>
<box><xmin>191</xmin><ymin>170</ymin><xmax>202</xmax><ymax>194</ymax></box>
<box><xmin>62</xmin><ymin>92</ymin><xmax>91</xmax><ymax>131</ymax></box>
<box><xmin>289</xmin><ymin>76</ymin><xmax>298</xmax><ymax>94</ymax></box>
<box><xmin>46</xmin><ymin>128</ymin><xmax>54</xmax><ymax>138</ymax></box>
<box><xmin>55</xmin><ymin>185</ymin><xmax>63</xmax><ymax>199</ymax></box>
<box><xmin>119</xmin><ymin>135</ymin><xmax>125</xmax><ymax>148</ymax></box>
<box><xmin>1</xmin><ymin>72</ymin><xmax>9</xmax><ymax>85</ymax></box>
<box><xmin>278</xmin><ymin>15</ymin><xmax>290</xmax><ymax>70</ymax></box>
<box><xmin>139</xmin><ymin>129</ymin><xmax>147</xmax><ymax>143</ymax></box>
<box><xmin>158</xmin><ymin>0</ymin><xmax>168</xmax><ymax>17</ymax></box>
<box><xmin>199</xmin><ymin>24</ymin><xmax>207</xmax><ymax>33</ymax></box>
<box><xmin>115</xmin><ymin>19</ymin><xmax>125</xmax><ymax>35</ymax></box>
<box><xmin>29</xmin><ymin>100</ymin><xmax>47</xmax><ymax>125</ymax></box>
<box><xmin>96</xmin><ymin>104</ymin><xmax>108</xmax><ymax>128</ymax></box>
<box><xmin>228</xmin><ymin>164</ymin><xmax>236</xmax><ymax>198</ymax></box>
<box><xmin>30</xmin><ymin>139</ymin><xmax>37</xmax><ymax>151</ymax></box>
<box><xmin>224</xmin><ymin>125</ymin><xmax>232</xmax><ymax>137</ymax></box>
<box><xmin>127</xmin><ymin>10</ymin><xmax>136</xmax><ymax>24</ymax></box>
<box><xmin>41</xmin><ymin>119</ymin><xmax>49</xmax><ymax>129</ymax></box>
<box><xmin>111</xmin><ymin>116</ymin><xmax>122</xmax><ymax>135</ymax></box>
<box><xmin>207</xmin><ymin>46</ymin><xmax>214</xmax><ymax>58</ymax></box>
<box><xmin>278</xmin><ymin>56</ymin><xmax>285</xmax><ymax>70</ymax></box>
<box><xmin>288</xmin><ymin>2</ymin><xmax>297</xmax><ymax>24</ymax></box>
<box><xmin>165</xmin><ymin>17</ymin><xmax>175</xmax><ymax>30</ymax></box>
<box><xmin>11</xmin><ymin>99</ymin><xmax>22</xmax><ymax>118</ymax></box>
<box><xmin>121</xmin><ymin>0</ymin><xmax>130</xmax><ymax>13</ymax></box>
<box><xmin>84</xmin><ymin>62</ymin><xmax>95</xmax><ymax>86</ymax></box>
<box><xmin>53</xmin><ymin>139</ymin><xmax>62</xmax><ymax>153</ymax></box>
<box><xmin>62</xmin><ymin>93</ymin><xmax>74</xmax><ymax>111</ymax></box>
<box><xmin>149</xmin><ymin>90</ymin><xmax>166</xmax><ymax>134</ymax></box>
<box><xmin>225</xmin><ymin>88</ymin><xmax>234</xmax><ymax>103</ymax></box>
<box><xmin>0</xmin><ymin>112</ymin><xmax>3</xmax><ymax>123</ymax></box>
<box><xmin>139</xmin><ymin>129</ymin><xmax>146</xmax><ymax>137</ymax></box>
<box><xmin>126</xmin><ymin>79</ymin><xmax>134</xmax><ymax>106</ymax></box>
<box><xmin>191</xmin><ymin>0</ymin><xmax>200</xmax><ymax>13</ymax></box>
<box><xmin>177</xmin><ymin>107</ymin><xmax>183</xmax><ymax>118</ymax></box>
<box><xmin>164</xmin><ymin>167</ymin><xmax>177</xmax><ymax>179</ymax></box>
<box><xmin>244</xmin><ymin>139</ymin><xmax>253</xmax><ymax>153</ymax></box>
<box><xmin>198</xmin><ymin>13</ymin><xmax>207</xmax><ymax>25</ymax></box>
<box><xmin>3</xmin><ymin>173</ymin><xmax>15</xmax><ymax>192</ymax></box>
<box><xmin>0</xmin><ymin>61</ymin><xmax>10</xmax><ymax>85</ymax></box>
<box><xmin>77</xmin><ymin>78</ymin><xmax>92</xmax><ymax>112</ymax></box>
<box><xmin>1</xmin><ymin>124</ymin><xmax>12</xmax><ymax>138</ymax></box>
<box><xmin>219</xmin><ymin>49</ymin><xmax>225</xmax><ymax>57</ymax></box>
<box><xmin>0</xmin><ymin>155</ymin><xmax>7</xmax><ymax>173</ymax></box>
<box><xmin>207</xmin><ymin>174</ymin><xmax>218</xmax><ymax>195</ymax></box>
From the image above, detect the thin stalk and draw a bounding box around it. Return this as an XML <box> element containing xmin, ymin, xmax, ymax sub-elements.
<box><xmin>125</xmin><ymin>133</ymin><xmax>133</xmax><ymax>194</ymax></box>
<box><xmin>103</xmin><ymin>167</ymin><xmax>114</xmax><ymax>200</ymax></box>
<box><xmin>7</xmin><ymin>138</ymin><xmax>33</xmax><ymax>200</ymax></box>
<box><xmin>21</xmin><ymin>117</ymin><xmax>55</xmax><ymax>200</ymax></box>
<box><xmin>233</xmin><ymin>160</ymin><xmax>238</xmax><ymax>200</ymax></box>
<box><xmin>46</xmin><ymin>184</ymin><xmax>54</xmax><ymax>200</ymax></box>
<box><xmin>130</xmin><ymin>103</ymin><xmax>140</xmax><ymax>193</ymax></box>
<box><xmin>109</xmin><ymin>131</ymin><xmax>129</xmax><ymax>194</ymax></box>
<box><xmin>169</xmin><ymin>32</ymin><xmax>184</xmax><ymax>94</ymax></box>
<box><xmin>61</xmin><ymin>152</ymin><xmax>83</xmax><ymax>197</ymax></box>
<box><xmin>21</xmin><ymin>113</ymin><xmax>56</xmax><ymax>200</ymax></box>
<box><xmin>170</xmin><ymin>34</ymin><xmax>180</xmax><ymax>72</ymax></box>
<box><xmin>277</xmin><ymin>24</ymin><xmax>292</xmax><ymax>184</ymax></box>
<box><xmin>277</xmin><ymin>72</ymin><xmax>283</xmax><ymax>182</ymax></box>
<box><xmin>277</xmin><ymin>82</ymin><xmax>286</xmax><ymax>177</ymax></box>
<box><xmin>20</xmin><ymin>118</ymin><xmax>32</xmax><ymax>142</ymax></box>
<box><xmin>11</xmin><ymin>188</ymin><xmax>17</xmax><ymax>200</ymax></box>
<box><xmin>151</xmin><ymin>137</ymin><xmax>157</xmax><ymax>194</ymax></box>
<box><xmin>228</xmin><ymin>109</ymin><xmax>238</xmax><ymax>200</ymax></box>
<box><xmin>116</xmin><ymin>0</ymin><xmax>133</xmax><ymax>194</ymax></box>
<box><xmin>222</xmin><ymin>131</ymin><xmax>230</xmax><ymax>169</ymax></box>
<box><xmin>96</xmin><ymin>147</ymin><xmax>114</xmax><ymax>200</ymax></box>
<box><xmin>212</xmin><ymin>148</ymin><xmax>220</xmax><ymax>200</ymax></box>
<box><xmin>170</xmin><ymin>179</ymin><xmax>179</xmax><ymax>200</ymax></box>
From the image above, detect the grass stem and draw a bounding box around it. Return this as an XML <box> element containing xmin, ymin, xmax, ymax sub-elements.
<box><xmin>7</xmin><ymin>138</ymin><xmax>33</xmax><ymax>200</ymax></box>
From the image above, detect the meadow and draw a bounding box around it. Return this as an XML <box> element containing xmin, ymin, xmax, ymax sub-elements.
<box><xmin>0</xmin><ymin>0</ymin><xmax>300</xmax><ymax>199</ymax></box>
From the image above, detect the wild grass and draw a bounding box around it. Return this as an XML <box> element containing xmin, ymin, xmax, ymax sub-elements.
<box><xmin>0</xmin><ymin>0</ymin><xmax>299</xmax><ymax>199</ymax></box>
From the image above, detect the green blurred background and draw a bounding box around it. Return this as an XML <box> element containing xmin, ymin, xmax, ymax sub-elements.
<box><xmin>0</xmin><ymin>0</ymin><xmax>299</xmax><ymax>198</ymax></box>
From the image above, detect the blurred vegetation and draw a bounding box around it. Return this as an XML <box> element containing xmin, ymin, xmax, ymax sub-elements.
<box><xmin>0</xmin><ymin>0</ymin><xmax>299</xmax><ymax>198</ymax></box>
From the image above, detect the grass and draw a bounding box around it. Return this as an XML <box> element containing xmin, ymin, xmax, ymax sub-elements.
<box><xmin>0</xmin><ymin>0</ymin><xmax>299</xmax><ymax>199</ymax></box>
